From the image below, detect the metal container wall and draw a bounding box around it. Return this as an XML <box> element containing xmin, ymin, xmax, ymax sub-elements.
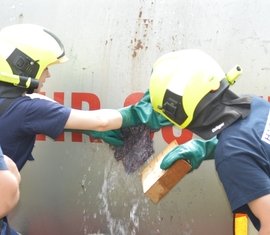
<box><xmin>1</xmin><ymin>0</ymin><xmax>269</xmax><ymax>234</ymax></box>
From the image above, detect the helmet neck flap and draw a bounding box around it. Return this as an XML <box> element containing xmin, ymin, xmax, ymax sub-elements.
<box><xmin>0</xmin><ymin>81</ymin><xmax>26</xmax><ymax>98</ymax></box>
<box><xmin>188</xmin><ymin>87</ymin><xmax>252</xmax><ymax>139</ymax></box>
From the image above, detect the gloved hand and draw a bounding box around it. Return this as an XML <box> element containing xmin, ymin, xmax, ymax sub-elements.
<box><xmin>74</xmin><ymin>90</ymin><xmax>172</xmax><ymax>147</ymax></box>
<box><xmin>119</xmin><ymin>89</ymin><xmax>172</xmax><ymax>130</ymax></box>
<box><xmin>160</xmin><ymin>137</ymin><xmax>218</xmax><ymax>172</ymax></box>
<box><xmin>82</xmin><ymin>129</ymin><xmax>124</xmax><ymax>146</ymax></box>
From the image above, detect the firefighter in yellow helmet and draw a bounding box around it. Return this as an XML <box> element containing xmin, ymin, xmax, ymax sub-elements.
<box><xmin>0</xmin><ymin>24</ymin><xmax>68</xmax><ymax>95</ymax></box>
<box><xmin>150</xmin><ymin>49</ymin><xmax>246</xmax><ymax>138</ymax></box>
<box><xmin>150</xmin><ymin>49</ymin><xmax>270</xmax><ymax>232</ymax></box>
<box><xmin>0</xmin><ymin>24</ymin><xmax>172</xmax><ymax>234</ymax></box>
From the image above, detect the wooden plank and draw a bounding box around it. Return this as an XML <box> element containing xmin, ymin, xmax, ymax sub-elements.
<box><xmin>141</xmin><ymin>140</ymin><xmax>192</xmax><ymax>203</ymax></box>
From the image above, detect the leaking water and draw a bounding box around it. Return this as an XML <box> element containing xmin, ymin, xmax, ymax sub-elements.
<box><xmin>97</xmin><ymin>160</ymin><xmax>140</xmax><ymax>235</ymax></box>
<box><xmin>77</xmin><ymin>149</ymin><xmax>145</xmax><ymax>235</ymax></box>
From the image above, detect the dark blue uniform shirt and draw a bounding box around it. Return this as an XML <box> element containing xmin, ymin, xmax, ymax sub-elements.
<box><xmin>0</xmin><ymin>96</ymin><xmax>71</xmax><ymax>171</ymax></box>
<box><xmin>215</xmin><ymin>96</ymin><xmax>270</xmax><ymax>230</ymax></box>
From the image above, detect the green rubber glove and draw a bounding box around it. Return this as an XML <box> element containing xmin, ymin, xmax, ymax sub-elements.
<box><xmin>160</xmin><ymin>137</ymin><xmax>218</xmax><ymax>171</ymax></box>
<box><xmin>119</xmin><ymin>89</ymin><xmax>172</xmax><ymax>130</ymax></box>
<box><xmin>65</xmin><ymin>129</ymin><xmax>124</xmax><ymax>146</ymax></box>
<box><xmin>75</xmin><ymin>129</ymin><xmax>124</xmax><ymax>146</ymax></box>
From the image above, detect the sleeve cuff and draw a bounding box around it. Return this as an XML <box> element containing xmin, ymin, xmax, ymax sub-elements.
<box><xmin>0</xmin><ymin>147</ymin><xmax>8</xmax><ymax>170</ymax></box>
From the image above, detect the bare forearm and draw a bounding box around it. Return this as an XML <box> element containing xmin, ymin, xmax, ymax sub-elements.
<box><xmin>28</xmin><ymin>94</ymin><xmax>124</xmax><ymax>131</ymax></box>
<box><xmin>65</xmin><ymin>109</ymin><xmax>123</xmax><ymax>131</ymax></box>
<box><xmin>4</xmin><ymin>155</ymin><xmax>21</xmax><ymax>183</ymax></box>
<box><xmin>0</xmin><ymin>156</ymin><xmax>21</xmax><ymax>217</ymax></box>
<box><xmin>0</xmin><ymin>171</ymin><xmax>20</xmax><ymax>217</ymax></box>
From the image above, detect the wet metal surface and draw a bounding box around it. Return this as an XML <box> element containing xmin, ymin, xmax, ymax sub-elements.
<box><xmin>1</xmin><ymin>0</ymin><xmax>268</xmax><ymax>234</ymax></box>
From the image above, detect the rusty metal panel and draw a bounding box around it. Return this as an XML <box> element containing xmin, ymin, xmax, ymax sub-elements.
<box><xmin>1</xmin><ymin>0</ymin><xmax>268</xmax><ymax>234</ymax></box>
